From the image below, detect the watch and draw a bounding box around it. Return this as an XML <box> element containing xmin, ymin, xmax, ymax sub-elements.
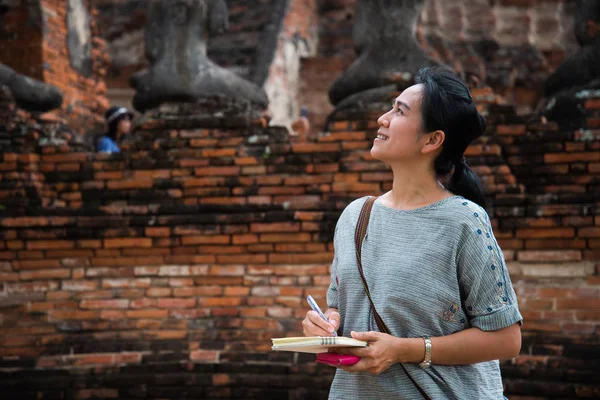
<box><xmin>419</xmin><ymin>335</ymin><xmax>432</xmax><ymax>368</ymax></box>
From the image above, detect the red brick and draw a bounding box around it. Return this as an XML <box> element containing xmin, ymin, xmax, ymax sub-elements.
<box><xmin>232</xmin><ymin>234</ymin><xmax>259</xmax><ymax>244</ymax></box>
<box><xmin>575</xmin><ymin>310</ymin><xmax>600</xmax><ymax>320</ymax></box>
<box><xmin>197</xmin><ymin>297</ymin><xmax>243</xmax><ymax>307</ymax></box>
<box><xmin>250</xmin><ymin>222</ymin><xmax>300</xmax><ymax>233</ymax></box>
<box><xmin>329</xmin><ymin>121</ymin><xmax>349</xmax><ymax>131</ymax></box>
<box><xmin>146</xmin><ymin>288</ymin><xmax>172</xmax><ymax>297</ymax></box>
<box><xmin>13</xmin><ymin>259</ymin><xmax>61</xmax><ymax>270</ymax></box>
<box><xmin>269</xmin><ymin>253</ymin><xmax>332</xmax><ymax>264</ymax></box>
<box><xmin>224</xmin><ymin>286</ymin><xmax>250</xmax><ymax>296</ymax></box>
<box><xmin>157</xmin><ymin>298</ymin><xmax>197</xmax><ymax>308</ymax></box>
<box><xmin>104</xmin><ymin>238</ymin><xmax>153</xmax><ymax>248</ymax></box>
<box><xmin>525</xmin><ymin>239</ymin><xmax>587</xmax><ymax>249</ymax></box>
<box><xmin>579</xmin><ymin>227</ymin><xmax>600</xmax><ymax>238</ymax></box>
<box><xmin>181</xmin><ymin>235</ymin><xmax>231</xmax><ymax>245</ymax></box>
<box><xmin>80</xmin><ymin>299</ymin><xmax>129</xmax><ymax>309</ymax></box>
<box><xmin>194</xmin><ymin>166</ymin><xmax>241</xmax><ymax>176</ymax></box>
<box><xmin>126</xmin><ymin>310</ymin><xmax>169</xmax><ymax>319</ymax></box>
<box><xmin>292</xmin><ymin>143</ymin><xmax>339</xmax><ymax>153</ymax></box>
<box><xmin>190</xmin><ymin>350</ymin><xmax>219</xmax><ymax>362</ymax></box>
<box><xmin>584</xmin><ymin>99</ymin><xmax>600</xmax><ymax>109</ymax></box>
<box><xmin>537</xmin><ymin>288</ymin><xmax>572</xmax><ymax>298</ymax></box>
<box><xmin>26</xmin><ymin>240</ymin><xmax>75</xmax><ymax>250</ymax></box>
<box><xmin>72</xmin><ymin>355</ymin><xmax>115</xmax><ymax>366</ymax></box>
<box><xmin>49</xmin><ymin>310</ymin><xmax>100</xmax><ymax>320</ymax></box>
<box><xmin>517</xmin><ymin>250</ymin><xmax>582</xmax><ymax>262</ymax></box>
<box><xmin>259</xmin><ymin>233</ymin><xmax>311</xmax><ymax>243</ymax></box>
<box><xmin>59</xmin><ymin>279</ymin><xmax>99</xmax><ymax>292</ymax></box>
<box><xmin>202</xmin><ymin>148</ymin><xmax>236</xmax><ymax>157</ymax></box>
<box><xmin>19</xmin><ymin>269</ymin><xmax>71</xmax><ymax>280</ymax></box>
<box><xmin>145</xmin><ymin>330</ymin><xmax>187</xmax><ymax>340</ymax></box>
<box><xmin>284</xmin><ymin>175</ymin><xmax>331</xmax><ymax>185</ymax></box>
<box><xmin>145</xmin><ymin>227</ymin><xmax>170</xmax><ymax>237</ymax></box>
<box><xmin>516</xmin><ymin>228</ymin><xmax>574</xmax><ymax>239</ymax></box>
<box><xmin>544</xmin><ymin>152</ymin><xmax>600</xmax><ymax>164</ymax></box>
<box><xmin>216</xmin><ymin>254</ymin><xmax>267</xmax><ymax>264</ymax></box>
<box><xmin>523</xmin><ymin>299</ymin><xmax>554</xmax><ymax>310</ymax></box>
<box><xmin>497</xmin><ymin>125</ymin><xmax>526</xmax><ymax>135</ymax></box>
<box><xmin>106</xmin><ymin>180</ymin><xmax>153</xmax><ymax>190</ymax></box>
<box><xmin>556</xmin><ymin>299</ymin><xmax>600</xmax><ymax>310</ymax></box>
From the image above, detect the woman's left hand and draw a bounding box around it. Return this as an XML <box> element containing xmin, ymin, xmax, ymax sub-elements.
<box><xmin>335</xmin><ymin>331</ymin><xmax>414</xmax><ymax>375</ymax></box>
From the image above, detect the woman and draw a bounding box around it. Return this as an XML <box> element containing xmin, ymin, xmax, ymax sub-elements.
<box><xmin>97</xmin><ymin>106</ymin><xmax>133</xmax><ymax>153</ymax></box>
<box><xmin>303</xmin><ymin>67</ymin><xmax>522</xmax><ymax>399</ymax></box>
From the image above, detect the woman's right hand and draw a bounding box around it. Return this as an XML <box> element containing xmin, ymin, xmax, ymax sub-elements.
<box><xmin>302</xmin><ymin>308</ymin><xmax>340</xmax><ymax>337</ymax></box>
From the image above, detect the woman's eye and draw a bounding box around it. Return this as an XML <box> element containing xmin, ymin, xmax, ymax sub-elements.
<box><xmin>397</xmin><ymin>108</ymin><xmax>404</xmax><ymax>115</ymax></box>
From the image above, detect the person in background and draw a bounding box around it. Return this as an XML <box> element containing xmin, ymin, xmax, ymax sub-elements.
<box><xmin>97</xmin><ymin>106</ymin><xmax>133</xmax><ymax>153</ymax></box>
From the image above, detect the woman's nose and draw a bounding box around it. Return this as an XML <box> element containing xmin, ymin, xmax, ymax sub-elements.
<box><xmin>377</xmin><ymin>114</ymin><xmax>389</xmax><ymax>127</ymax></box>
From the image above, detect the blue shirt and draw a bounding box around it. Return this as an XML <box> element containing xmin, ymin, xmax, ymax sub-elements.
<box><xmin>97</xmin><ymin>136</ymin><xmax>120</xmax><ymax>153</ymax></box>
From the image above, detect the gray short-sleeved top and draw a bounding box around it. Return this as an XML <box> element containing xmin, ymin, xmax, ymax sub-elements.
<box><xmin>326</xmin><ymin>196</ymin><xmax>522</xmax><ymax>400</ymax></box>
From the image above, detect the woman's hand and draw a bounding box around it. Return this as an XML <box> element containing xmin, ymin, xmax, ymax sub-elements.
<box><xmin>336</xmin><ymin>331</ymin><xmax>422</xmax><ymax>375</ymax></box>
<box><xmin>302</xmin><ymin>308</ymin><xmax>340</xmax><ymax>337</ymax></box>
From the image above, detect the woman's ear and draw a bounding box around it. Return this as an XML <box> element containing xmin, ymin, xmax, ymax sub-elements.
<box><xmin>422</xmin><ymin>130</ymin><xmax>445</xmax><ymax>154</ymax></box>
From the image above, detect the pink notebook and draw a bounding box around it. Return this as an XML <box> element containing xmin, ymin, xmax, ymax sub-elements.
<box><xmin>316</xmin><ymin>352</ymin><xmax>361</xmax><ymax>366</ymax></box>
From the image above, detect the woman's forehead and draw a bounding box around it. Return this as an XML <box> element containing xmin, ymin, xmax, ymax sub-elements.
<box><xmin>396</xmin><ymin>84</ymin><xmax>424</xmax><ymax>107</ymax></box>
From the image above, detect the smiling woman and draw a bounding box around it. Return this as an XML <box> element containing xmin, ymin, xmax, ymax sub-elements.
<box><xmin>302</xmin><ymin>67</ymin><xmax>522</xmax><ymax>400</ymax></box>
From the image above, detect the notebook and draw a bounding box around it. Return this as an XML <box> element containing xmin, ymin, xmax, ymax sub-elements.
<box><xmin>271</xmin><ymin>336</ymin><xmax>368</xmax><ymax>354</ymax></box>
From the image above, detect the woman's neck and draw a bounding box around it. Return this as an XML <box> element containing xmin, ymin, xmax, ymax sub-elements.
<box><xmin>382</xmin><ymin>167</ymin><xmax>451</xmax><ymax>210</ymax></box>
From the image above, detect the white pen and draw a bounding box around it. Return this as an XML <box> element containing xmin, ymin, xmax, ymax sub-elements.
<box><xmin>307</xmin><ymin>294</ymin><xmax>337</xmax><ymax>337</ymax></box>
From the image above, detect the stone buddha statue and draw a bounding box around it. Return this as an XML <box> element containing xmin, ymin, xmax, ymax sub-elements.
<box><xmin>131</xmin><ymin>0</ymin><xmax>268</xmax><ymax>112</ymax></box>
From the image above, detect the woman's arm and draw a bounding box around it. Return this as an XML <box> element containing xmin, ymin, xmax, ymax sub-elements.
<box><xmin>393</xmin><ymin>323</ymin><xmax>521</xmax><ymax>365</ymax></box>
<box><xmin>338</xmin><ymin>323</ymin><xmax>521</xmax><ymax>375</ymax></box>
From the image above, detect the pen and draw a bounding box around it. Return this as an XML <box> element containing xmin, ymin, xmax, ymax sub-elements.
<box><xmin>307</xmin><ymin>294</ymin><xmax>337</xmax><ymax>337</ymax></box>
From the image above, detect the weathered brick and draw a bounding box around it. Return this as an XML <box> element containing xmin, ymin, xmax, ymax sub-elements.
<box><xmin>80</xmin><ymin>299</ymin><xmax>129</xmax><ymax>309</ymax></box>
<box><xmin>517</xmin><ymin>250</ymin><xmax>582</xmax><ymax>262</ymax></box>
<box><xmin>104</xmin><ymin>238</ymin><xmax>153</xmax><ymax>248</ymax></box>
<box><xmin>156</xmin><ymin>298</ymin><xmax>197</xmax><ymax>308</ymax></box>
<box><xmin>126</xmin><ymin>309</ymin><xmax>169</xmax><ymax>319</ymax></box>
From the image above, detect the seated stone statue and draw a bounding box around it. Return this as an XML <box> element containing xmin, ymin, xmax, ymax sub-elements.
<box><xmin>328</xmin><ymin>0</ymin><xmax>436</xmax><ymax>107</ymax></box>
<box><xmin>0</xmin><ymin>63</ymin><xmax>63</xmax><ymax>112</ymax></box>
<box><xmin>542</xmin><ymin>0</ymin><xmax>600</xmax><ymax>127</ymax></box>
<box><xmin>131</xmin><ymin>0</ymin><xmax>268</xmax><ymax>112</ymax></box>
<box><xmin>544</xmin><ymin>0</ymin><xmax>600</xmax><ymax>97</ymax></box>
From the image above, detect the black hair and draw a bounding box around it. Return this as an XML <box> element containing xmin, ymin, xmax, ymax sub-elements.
<box><xmin>105</xmin><ymin>107</ymin><xmax>131</xmax><ymax>141</ymax></box>
<box><xmin>415</xmin><ymin>67</ymin><xmax>486</xmax><ymax>209</ymax></box>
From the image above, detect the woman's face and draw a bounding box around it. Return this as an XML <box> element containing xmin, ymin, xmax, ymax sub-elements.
<box><xmin>371</xmin><ymin>84</ymin><xmax>430</xmax><ymax>165</ymax></box>
<box><xmin>117</xmin><ymin>117</ymin><xmax>131</xmax><ymax>137</ymax></box>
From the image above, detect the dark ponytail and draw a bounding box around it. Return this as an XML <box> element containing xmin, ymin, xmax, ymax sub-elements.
<box><xmin>415</xmin><ymin>67</ymin><xmax>486</xmax><ymax>209</ymax></box>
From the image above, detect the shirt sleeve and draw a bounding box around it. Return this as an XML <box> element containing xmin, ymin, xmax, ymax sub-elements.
<box><xmin>97</xmin><ymin>137</ymin><xmax>112</xmax><ymax>153</ymax></box>
<box><xmin>457</xmin><ymin>205</ymin><xmax>522</xmax><ymax>331</ymax></box>
<box><xmin>97</xmin><ymin>137</ymin><xmax>120</xmax><ymax>153</ymax></box>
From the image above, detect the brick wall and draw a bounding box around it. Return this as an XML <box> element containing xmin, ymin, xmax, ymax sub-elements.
<box><xmin>0</xmin><ymin>1</ymin><xmax>45</xmax><ymax>80</ymax></box>
<box><xmin>0</xmin><ymin>0</ymin><xmax>109</xmax><ymax>132</ymax></box>
<box><xmin>0</xmin><ymin>84</ymin><xmax>598</xmax><ymax>398</ymax></box>
<box><xmin>418</xmin><ymin>0</ymin><xmax>579</xmax><ymax>115</ymax></box>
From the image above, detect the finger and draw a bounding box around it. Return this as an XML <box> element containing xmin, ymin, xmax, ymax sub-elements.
<box><xmin>351</xmin><ymin>330</ymin><xmax>380</xmax><ymax>342</ymax></box>
<box><xmin>325</xmin><ymin>311</ymin><xmax>340</xmax><ymax>330</ymax></box>
<box><xmin>336</xmin><ymin>347</ymin><xmax>369</xmax><ymax>358</ymax></box>
<box><xmin>308</xmin><ymin>310</ymin><xmax>336</xmax><ymax>334</ymax></box>
<box><xmin>302</xmin><ymin>315</ymin><xmax>328</xmax><ymax>337</ymax></box>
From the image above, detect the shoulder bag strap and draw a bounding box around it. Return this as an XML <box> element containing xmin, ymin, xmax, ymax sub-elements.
<box><xmin>355</xmin><ymin>196</ymin><xmax>432</xmax><ymax>400</ymax></box>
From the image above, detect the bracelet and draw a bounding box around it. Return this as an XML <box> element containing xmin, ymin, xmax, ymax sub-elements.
<box><xmin>418</xmin><ymin>335</ymin><xmax>432</xmax><ymax>368</ymax></box>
